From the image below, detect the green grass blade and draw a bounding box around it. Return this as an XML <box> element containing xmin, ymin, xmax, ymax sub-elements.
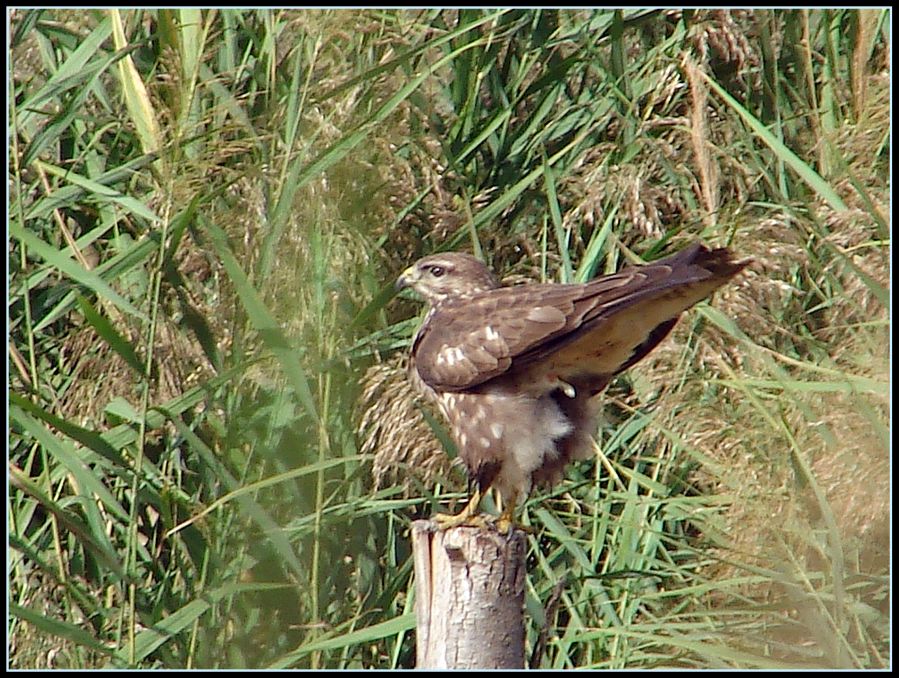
<box><xmin>702</xmin><ymin>70</ymin><xmax>849</xmax><ymax>212</ymax></box>
<box><xmin>10</xmin><ymin>222</ymin><xmax>148</xmax><ymax>322</ymax></box>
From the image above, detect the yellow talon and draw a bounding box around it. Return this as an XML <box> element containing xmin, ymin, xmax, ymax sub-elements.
<box><xmin>432</xmin><ymin>489</ymin><xmax>487</xmax><ymax>530</ymax></box>
<box><xmin>493</xmin><ymin>492</ymin><xmax>534</xmax><ymax>534</ymax></box>
<box><xmin>431</xmin><ymin>488</ymin><xmax>535</xmax><ymax>534</ymax></box>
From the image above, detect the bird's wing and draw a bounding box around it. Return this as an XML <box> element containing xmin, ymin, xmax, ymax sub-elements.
<box><xmin>412</xmin><ymin>244</ymin><xmax>747</xmax><ymax>392</ymax></box>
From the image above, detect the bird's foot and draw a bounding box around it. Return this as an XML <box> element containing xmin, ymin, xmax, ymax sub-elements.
<box><xmin>491</xmin><ymin>499</ymin><xmax>534</xmax><ymax>535</ymax></box>
<box><xmin>492</xmin><ymin>514</ymin><xmax>535</xmax><ymax>535</ymax></box>
<box><xmin>432</xmin><ymin>489</ymin><xmax>486</xmax><ymax>530</ymax></box>
<box><xmin>432</xmin><ymin>511</ymin><xmax>534</xmax><ymax>534</ymax></box>
<box><xmin>432</xmin><ymin>510</ymin><xmax>491</xmax><ymax>530</ymax></box>
<box><xmin>430</xmin><ymin>489</ymin><xmax>534</xmax><ymax>534</ymax></box>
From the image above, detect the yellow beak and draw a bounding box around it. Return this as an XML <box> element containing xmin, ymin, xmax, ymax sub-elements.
<box><xmin>395</xmin><ymin>265</ymin><xmax>419</xmax><ymax>291</ymax></box>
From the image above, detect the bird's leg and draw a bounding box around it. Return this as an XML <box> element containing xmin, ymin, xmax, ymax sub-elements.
<box><xmin>493</xmin><ymin>491</ymin><xmax>534</xmax><ymax>535</ymax></box>
<box><xmin>432</xmin><ymin>488</ymin><xmax>489</xmax><ymax>530</ymax></box>
<box><xmin>494</xmin><ymin>493</ymin><xmax>515</xmax><ymax>534</ymax></box>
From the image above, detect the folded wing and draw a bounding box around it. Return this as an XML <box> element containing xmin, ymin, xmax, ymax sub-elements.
<box><xmin>412</xmin><ymin>243</ymin><xmax>747</xmax><ymax>392</ymax></box>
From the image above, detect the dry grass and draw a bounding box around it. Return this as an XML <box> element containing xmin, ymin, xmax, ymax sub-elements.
<box><xmin>9</xmin><ymin>8</ymin><xmax>889</xmax><ymax>669</ymax></box>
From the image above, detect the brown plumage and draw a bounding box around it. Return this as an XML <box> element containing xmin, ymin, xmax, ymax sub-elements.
<box><xmin>396</xmin><ymin>242</ymin><xmax>749</xmax><ymax>530</ymax></box>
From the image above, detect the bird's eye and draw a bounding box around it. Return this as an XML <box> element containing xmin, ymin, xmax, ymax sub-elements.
<box><xmin>428</xmin><ymin>265</ymin><xmax>445</xmax><ymax>278</ymax></box>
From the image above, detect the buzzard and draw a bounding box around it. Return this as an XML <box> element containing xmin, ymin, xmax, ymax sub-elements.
<box><xmin>396</xmin><ymin>242</ymin><xmax>748</xmax><ymax>532</ymax></box>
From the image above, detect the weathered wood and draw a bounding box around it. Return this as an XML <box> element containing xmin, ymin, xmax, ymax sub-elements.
<box><xmin>411</xmin><ymin>520</ymin><xmax>526</xmax><ymax>669</ymax></box>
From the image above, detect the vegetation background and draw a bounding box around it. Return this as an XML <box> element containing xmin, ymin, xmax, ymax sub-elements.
<box><xmin>8</xmin><ymin>8</ymin><xmax>890</xmax><ymax>669</ymax></box>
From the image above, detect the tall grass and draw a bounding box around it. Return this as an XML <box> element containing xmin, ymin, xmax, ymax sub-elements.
<box><xmin>8</xmin><ymin>9</ymin><xmax>889</xmax><ymax>668</ymax></box>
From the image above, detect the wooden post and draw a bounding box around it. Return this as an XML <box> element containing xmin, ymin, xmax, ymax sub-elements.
<box><xmin>411</xmin><ymin>520</ymin><xmax>526</xmax><ymax>669</ymax></box>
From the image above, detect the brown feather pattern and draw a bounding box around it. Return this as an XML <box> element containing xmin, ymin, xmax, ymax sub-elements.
<box><xmin>396</xmin><ymin>243</ymin><xmax>748</xmax><ymax>514</ymax></box>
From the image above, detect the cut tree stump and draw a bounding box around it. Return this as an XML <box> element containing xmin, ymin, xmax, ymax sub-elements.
<box><xmin>411</xmin><ymin>519</ymin><xmax>527</xmax><ymax>669</ymax></box>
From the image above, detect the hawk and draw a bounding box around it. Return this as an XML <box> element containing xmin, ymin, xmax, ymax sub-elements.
<box><xmin>396</xmin><ymin>242</ymin><xmax>748</xmax><ymax>532</ymax></box>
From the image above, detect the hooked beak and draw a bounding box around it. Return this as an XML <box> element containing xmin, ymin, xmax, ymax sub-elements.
<box><xmin>395</xmin><ymin>265</ymin><xmax>418</xmax><ymax>292</ymax></box>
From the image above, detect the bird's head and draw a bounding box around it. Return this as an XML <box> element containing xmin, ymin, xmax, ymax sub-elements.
<box><xmin>396</xmin><ymin>252</ymin><xmax>501</xmax><ymax>304</ymax></box>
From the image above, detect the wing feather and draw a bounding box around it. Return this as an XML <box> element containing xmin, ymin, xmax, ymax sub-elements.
<box><xmin>412</xmin><ymin>245</ymin><xmax>746</xmax><ymax>391</ymax></box>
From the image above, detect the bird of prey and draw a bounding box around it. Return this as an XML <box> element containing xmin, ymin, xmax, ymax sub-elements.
<box><xmin>396</xmin><ymin>242</ymin><xmax>748</xmax><ymax>532</ymax></box>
